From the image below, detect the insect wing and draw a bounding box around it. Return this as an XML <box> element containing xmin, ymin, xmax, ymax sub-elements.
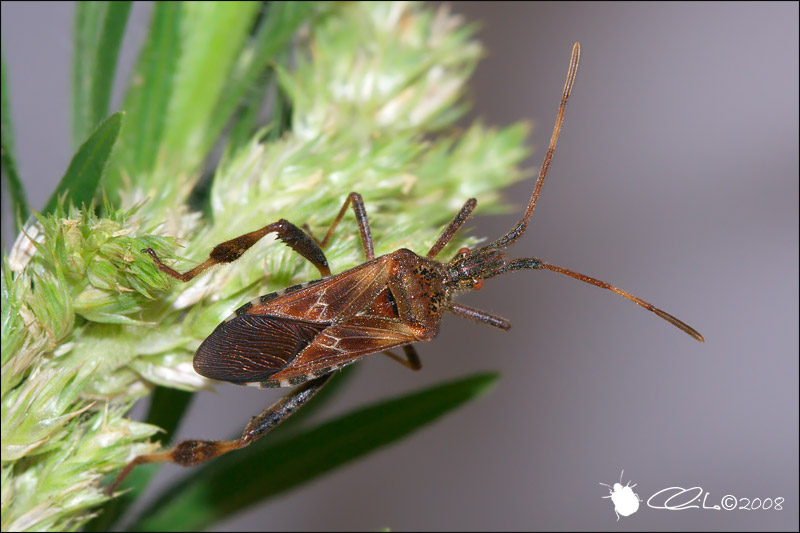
<box><xmin>196</xmin><ymin>256</ymin><xmax>400</xmax><ymax>385</ymax></box>
<box><xmin>249</xmin><ymin>255</ymin><xmax>394</xmax><ymax>322</ymax></box>
<box><xmin>194</xmin><ymin>314</ymin><xmax>330</xmax><ymax>383</ymax></box>
<box><xmin>266</xmin><ymin>316</ymin><xmax>422</xmax><ymax>384</ymax></box>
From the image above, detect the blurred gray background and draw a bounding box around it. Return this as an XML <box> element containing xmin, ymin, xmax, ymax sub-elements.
<box><xmin>2</xmin><ymin>2</ymin><xmax>797</xmax><ymax>531</ymax></box>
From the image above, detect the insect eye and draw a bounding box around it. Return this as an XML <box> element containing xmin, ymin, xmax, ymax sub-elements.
<box><xmin>457</xmin><ymin>247</ymin><xmax>470</xmax><ymax>257</ymax></box>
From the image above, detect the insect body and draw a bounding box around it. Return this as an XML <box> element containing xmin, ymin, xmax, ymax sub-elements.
<box><xmin>601</xmin><ymin>470</ymin><xmax>642</xmax><ymax>520</ymax></box>
<box><xmin>107</xmin><ymin>43</ymin><xmax>702</xmax><ymax>494</ymax></box>
<box><xmin>194</xmin><ymin>248</ymin><xmax>455</xmax><ymax>388</ymax></box>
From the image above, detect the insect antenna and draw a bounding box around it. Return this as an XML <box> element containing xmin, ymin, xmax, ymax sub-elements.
<box><xmin>487</xmin><ymin>41</ymin><xmax>581</xmax><ymax>251</ymax></box>
<box><xmin>493</xmin><ymin>258</ymin><xmax>705</xmax><ymax>342</ymax></box>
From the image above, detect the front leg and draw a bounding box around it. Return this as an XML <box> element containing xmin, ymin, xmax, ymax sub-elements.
<box><xmin>106</xmin><ymin>373</ymin><xmax>334</xmax><ymax>495</ymax></box>
<box><xmin>145</xmin><ymin>218</ymin><xmax>332</xmax><ymax>282</ymax></box>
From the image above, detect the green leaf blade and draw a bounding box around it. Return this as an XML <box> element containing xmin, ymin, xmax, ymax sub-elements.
<box><xmin>89</xmin><ymin>1</ymin><xmax>132</xmax><ymax>129</ymax></box>
<box><xmin>43</xmin><ymin>112</ymin><xmax>123</xmax><ymax>215</ymax></box>
<box><xmin>104</xmin><ymin>1</ymin><xmax>182</xmax><ymax>199</ymax></box>
<box><xmin>208</xmin><ymin>1</ymin><xmax>316</xmax><ymax>150</ymax></box>
<box><xmin>132</xmin><ymin>372</ymin><xmax>499</xmax><ymax>531</ymax></box>
<box><xmin>72</xmin><ymin>1</ymin><xmax>105</xmax><ymax>146</ymax></box>
<box><xmin>72</xmin><ymin>1</ymin><xmax>130</xmax><ymax>147</ymax></box>
<box><xmin>1</xmin><ymin>52</ymin><xmax>28</xmax><ymax>230</ymax></box>
<box><xmin>160</xmin><ymin>1</ymin><xmax>260</xmax><ymax>168</ymax></box>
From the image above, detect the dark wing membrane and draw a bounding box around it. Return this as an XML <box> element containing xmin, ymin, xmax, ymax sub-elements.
<box><xmin>194</xmin><ymin>314</ymin><xmax>330</xmax><ymax>383</ymax></box>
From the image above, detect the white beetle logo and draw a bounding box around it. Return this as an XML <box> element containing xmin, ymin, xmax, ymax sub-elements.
<box><xmin>600</xmin><ymin>470</ymin><xmax>642</xmax><ymax>520</ymax></box>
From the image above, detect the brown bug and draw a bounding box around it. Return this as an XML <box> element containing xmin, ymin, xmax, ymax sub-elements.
<box><xmin>107</xmin><ymin>42</ymin><xmax>702</xmax><ymax>494</ymax></box>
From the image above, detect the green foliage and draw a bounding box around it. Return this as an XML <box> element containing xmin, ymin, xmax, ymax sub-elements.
<box><xmin>2</xmin><ymin>2</ymin><xmax>531</xmax><ymax>530</ymax></box>
<box><xmin>72</xmin><ymin>2</ymin><xmax>132</xmax><ymax>146</ymax></box>
<box><xmin>110</xmin><ymin>1</ymin><xmax>181</xmax><ymax>192</ymax></box>
<box><xmin>1</xmin><ymin>52</ymin><xmax>28</xmax><ymax>231</ymax></box>
<box><xmin>132</xmin><ymin>373</ymin><xmax>499</xmax><ymax>531</ymax></box>
<box><xmin>42</xmin><ymin>113</ymin><xmax>124</xmax><ymax>217</ymax></box>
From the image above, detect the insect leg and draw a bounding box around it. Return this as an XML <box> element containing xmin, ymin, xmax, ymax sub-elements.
<box><xmin>314</xmin><ymin>192</ymin><xmax>375</xmax><ymax>260</ymax></box>
<box><xmin>382</xmin><ymin>345</ymin><xmax>422</xmax><ymax>370</ymax></box>
<box><xmin>427</xmin><ymin>198</ymin><xmax>478</xmax><ymax>259</ymax></box>
<box><xmin>106</xmin><ymin>373</ymin><xmax>334</xmax><ymax>495</ymax></box>
<box><xmin>144</xmin><ymin>218</ymin><xmax>332</xmax><ymax>282</ymax></box>
<box><xmin>449</xmin><ymin>303</ymin><xmax>511</xmax><ymax>330</ymax></box>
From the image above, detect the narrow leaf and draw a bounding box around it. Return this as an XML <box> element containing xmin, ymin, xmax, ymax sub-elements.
<box><xmin>122</xmin><ymin>2</ymin><xmax>181</xmax><ymax>175</ymax></box>
<box><xmin>1</xmin><ymin>53</ymin><xmax>28</xmax><ymax>229</ymax></box>
<box><xmin>72</xmin><ymin>1</ymin><xmax>105</xmax><ymax>146</ymax></box>
<box><xmin>89</xmin><ymin>1</ymin><xmax>132</xmax><ymax>129</ymax></box>
<box><xmin>104</xmin><ymin>1</ymin><xmax>182</xmax><ymax>200</ymax></box>
<box><xmin>1</xmin><ymin>53</ymin><xmax>17</xmax><ymax>159</ymax></box>
<box><xmin>131</xmin><ymin>372</ymin><xmax>499</xmax><ymax>531</ymax></box>
<box><xmin>160</xmin><ymin>2</ymin><xmax>260</xmax><ymax>168</ymax></box>
<box><xmin>43</xmin><ymin>112</ymin><xmax>123</xmax><ymax>216</ymax></box>
<box><xmin>206</xmin><ymin>1</ymin><xmax>314</xmax><ymax>151</ymax></box>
